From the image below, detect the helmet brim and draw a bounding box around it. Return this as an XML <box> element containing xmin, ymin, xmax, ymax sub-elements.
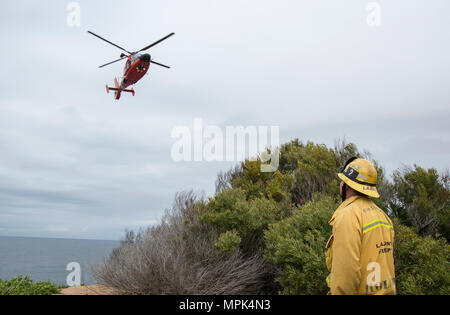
<box><xmin>338</xmin><ymin>173</ymin><xmax>380</xmax><ymax>198</ymax></box>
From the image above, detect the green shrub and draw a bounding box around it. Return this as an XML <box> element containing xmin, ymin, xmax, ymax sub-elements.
<box><xmin>230</xmin><ymin>159</ymin><xmax>293</xmax><ymax>204</ymax></box>
<box><xmin>393</xmin><ymin>219</ymin><xmax>450</xmax><ymax>295</ymax></box>
<box><xmin>264</xmin><ymin>196</ymin><xmax>338</xmax><ymax>295</ymax></box>
<box><xmin>215</xmin><ymin>230</ymin><xmax>242</xmax><ymax>253</ymax></box>
<box><xmin>200</xmin><ymin>188</ymin><xmax>292</xmax><ymax>254</ymax></box>
<box><xmin>202</xmin><ymin>189</ymin><xmax>284</xmax><ymax>233</ymax></box>
<box><xmin>391</xmin><ymin>166</ymin><xmax>450</xmax><ymax>239</ymax></box>
<box><xmin>279</xmin><ymin>140</ymin><xmax>340</xmax><ymax>205</ymax></box>
<box><xmin>0</xmin><ymin>276</ymin><xmax>61</xmax><ymax>295</ymax></box>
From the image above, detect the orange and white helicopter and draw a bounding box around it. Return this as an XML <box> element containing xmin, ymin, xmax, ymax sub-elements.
<box><xmin>88</xmin><ymin>31</ymin><xmax>175</xmax><ymax>100</ymax></box>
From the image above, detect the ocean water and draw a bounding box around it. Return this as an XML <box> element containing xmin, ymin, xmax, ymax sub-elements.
<box><xmin>0</xmin><ymin>236</ymin><xmax>119</xmax><ymax>285</ymax></box>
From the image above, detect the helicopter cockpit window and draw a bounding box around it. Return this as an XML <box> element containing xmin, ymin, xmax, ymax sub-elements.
<box><xmin>126</xmin><ymin>60</ymin><xmax>131</xmax><ymax>68</ymax></box>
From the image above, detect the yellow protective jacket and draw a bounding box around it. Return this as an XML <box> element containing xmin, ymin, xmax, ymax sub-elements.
<box><xmin>325</xmin><ymin>195</ymin><xmax>396</xmax><ymax>295</ymax></box>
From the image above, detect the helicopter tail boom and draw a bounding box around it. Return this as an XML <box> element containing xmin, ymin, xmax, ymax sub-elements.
<box><xmin>105</xmin><ymin>78</ymin><xmax>135</xmax><ymax>99</ymax></box>
<box><xmin>105</xmin><ymin>86</ymin><xmax>135</xmax><ymax>98</ymax></box>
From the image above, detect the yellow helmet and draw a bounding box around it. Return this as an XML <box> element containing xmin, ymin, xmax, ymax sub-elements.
<box><xmin>338</xmin><ymin>158</ymin><xmax>380</xmax><ymax>198</ymax></box>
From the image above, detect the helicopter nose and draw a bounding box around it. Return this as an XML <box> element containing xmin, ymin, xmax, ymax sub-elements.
<box><xmin>139</xmin><ymin>54</ymin><xmax>151</xmax><ymax>62</ymax></box>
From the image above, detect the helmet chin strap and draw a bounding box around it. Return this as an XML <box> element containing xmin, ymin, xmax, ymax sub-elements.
<box><xmin>341</xmin><ymin>183</ymin><xmax>347</xmax><ymax>202</ymax></box>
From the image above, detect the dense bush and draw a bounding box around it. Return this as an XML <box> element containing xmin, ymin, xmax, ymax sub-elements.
<box><xmin>391</xmin><ymin>166</ymin><xmax>450</xmax><ymax>240</ymax></box>
<box><xmin>200</xmin><ymin>187</ymin><xmax>290</xmax><ymax>254</ymax></box>
<box><xmin>393</xmin><ymin>219</ymin><xmax>450</xmax><ymax>295</ymax></box>
<box><xmin>215</xmin><ymin>230</ymin><xmax>242</xmax><ymax>254</ymax></box>
<box><xmin>264</xmin><ymin>196</ymin><xmax>337</xmax><ymax>295</ymax></box>
<box><xmin>0</xmin><ymin>276</ymin><xmax>60</xmax><ymax>295</ymax></box>
<box><xmin>95</xmin><ymin>139</ymin><xmax>450</xmax><ymax>295</ymax></box>
<box><xmin>279</xmin><ymin>141</ymin><xmax>339</xmax><ymax>205</ymax></box>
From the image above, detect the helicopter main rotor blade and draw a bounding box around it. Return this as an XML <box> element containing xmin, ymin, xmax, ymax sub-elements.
<box><xmin>88</xmin><ymin>31</ymin><xmax>132</xmax><ymax>55</ymax></box>
<box><xmin>99</xmin><ymin>56</ymin><xmax>127</xmax><ymax>68</ymax></box>
<box><xmin>150</xmin><ymin>60</ymin><xmax>171</xmax><ymax>69</ymax></box>
<box><xmin>138</xmin><ymin>33</ymin><xmax>175</xmax><ymax>53</ymax></box>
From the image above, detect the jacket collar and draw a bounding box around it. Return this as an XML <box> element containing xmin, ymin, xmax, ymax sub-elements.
<box><xmin>328</xmin><ymin>195</ymin><xmax>362</xmax><ymax>225</ymax></box>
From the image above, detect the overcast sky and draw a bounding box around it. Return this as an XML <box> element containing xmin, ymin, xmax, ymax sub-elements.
<box><xmin>0</xmin><ymin>1</ymin><xmax>449</xmax><ymax>240</ymax></box>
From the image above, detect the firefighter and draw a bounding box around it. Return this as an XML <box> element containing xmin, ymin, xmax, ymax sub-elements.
<box><xmin>325</xmin><ymin>157</ymin><xmax>396</xmax><ymax>295</ymax></box>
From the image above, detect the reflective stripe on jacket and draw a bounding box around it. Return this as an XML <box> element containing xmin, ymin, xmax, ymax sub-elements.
<box><xmin>325</xmin><ymin>195</ymin><xmax>396</xmax><ymax>295</ymax></box>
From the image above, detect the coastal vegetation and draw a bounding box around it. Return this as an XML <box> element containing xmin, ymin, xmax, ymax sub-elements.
<box><xmin>93</xmin><ymin>139</ymin><xmax>450</xmax><ymax>295</ymax></box>
<box><xmin>0</xmin><ymin>276</ymin><xmax>61</xmax><ymax>295</ymax></box>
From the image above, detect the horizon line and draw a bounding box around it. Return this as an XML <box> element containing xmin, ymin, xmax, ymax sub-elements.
<box><xmin>0</xmin><ymin>234</ymin><xmax>119</xmax><ymax>242</ymax></box>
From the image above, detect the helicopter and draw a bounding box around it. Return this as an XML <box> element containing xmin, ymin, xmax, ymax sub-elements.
<box><xmin>88</xmin><ymin>31</ymin><xmax>175</xmax><ymax>100</ymax></box>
